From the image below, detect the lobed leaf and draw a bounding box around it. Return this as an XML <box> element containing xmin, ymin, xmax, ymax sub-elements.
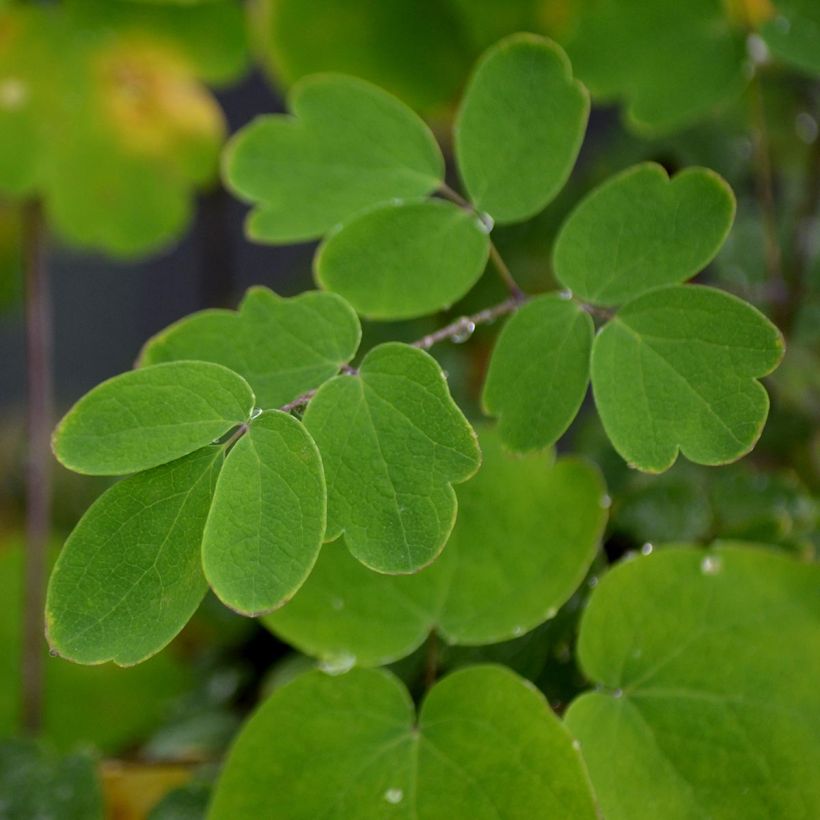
<box><xmin>566</xmin><ymin>544</ymin><xmax>820</xmax><ymax>819</ymax></box>
<box><xmin>553</xmin><ymin>163</ymin><xmax>736</xmax><ymax>307</ymax></box>
<box><xmin>455</xmin><ymin>33</ymin><xmax>589</xmax><ymax>224</ymax></box>
<box><xmin>140</xmin><ymin>287</ymin><xmax>361</xmax><ymax>408</ymax></box>
<box><xmin>761</xmin><ymin>0</ymin><xmax>820</xmax><ymax>78</ymax></box>
<box><xmin>202</xmin><ymin>411</ymin><xmax>326</xmax><ymax>616</ymax></box>
<box><xmin>315</xmin><ymin>199</ymin><xmax>491</xmax><ymax>320</ymax></box>
<box><xmin>482</xmin><ymin>294</ymin><xmax>593</xmax><ymax>451</ymax></box>
<box><xmin>303</xmin><ymin>343</ymin><xmax>480</xmax><ymax>573</ymax></box>
<box><xmin>223</xmin><ymin>73</ymin><xmax>443</xmax><ymax>243</ymax></box>
<box><xmin>209</xmin><ymin>665</ymin><xmax>597</xmax><ymax>819</ymax></box>
<box><xmin>266</xmin><ymin>428</ymin><xmax>607</xmax><ymax>664</ymax></box>
<box><xmin>46</xmin><ymin>447</ymin><xmax>223</xmax><ymax>666</ymax></box>
<box><xmin>52</xmin><ymin>361</ymin><xmax>254</xmax><ymax>476</ymax></box>
<box><xmin>591</xmin><ymin>285</ymin><xmax>784</xmax><ymax>472</ymax></box>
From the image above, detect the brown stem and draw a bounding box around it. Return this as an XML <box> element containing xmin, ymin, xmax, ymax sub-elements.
<box><xmin>748</xmin><ymin>73</ymin><xmax>787</xmax><ymax>322</ymax></box>
<box><xmin>21</xmin><ymin>200</ymin><xmax>51</xmax><ymax>735</ymax></box>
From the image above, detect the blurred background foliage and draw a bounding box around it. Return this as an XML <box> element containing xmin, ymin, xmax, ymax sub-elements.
<box><xmin>0</xmin><ymin>0</ymin><xmax>818</xmax><ymax>816</ymax></box>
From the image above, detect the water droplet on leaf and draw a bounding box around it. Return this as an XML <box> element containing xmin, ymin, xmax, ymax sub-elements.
<box><xmin>451</xmin><ymin>317</ymin><xmax>476</xmax><ymax>344</ymax></box>
<box><xmin>700</xmin><ymin>555</ymin><xmax>722</xmax><ymax>576</ymax></box>
<box><xmin>384</xmin><ymin>788</ymin><xmax>404</xmax><ymax>804</ymax></box>
<box><xmin>640</xmin><ymin>542</ymin><xmax>654</xmax><ymax>556</ymax></box>
<box><xmin>319</xmin><ymin>652</ymin><xmax>356</xmax><ymax>675</ymax></box>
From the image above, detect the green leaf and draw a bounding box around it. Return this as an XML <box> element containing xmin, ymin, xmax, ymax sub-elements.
<box><xmin>224</xmin><ymin>74</ymin><xmax>443</xmax><ymax>243</ymax></box>
<box><xmin>482</xmin><ymin>295</ymin><xmax>593</xmax><ymax>451</ymax></box>
<box><xmin>455</xmin><ymin>33</ymin><xmax>589</xmax><ymax>223</ymax></box>
<box><xmin>209</xmin><ymin>665</ymin><xmax>598</xmax><ymax>819</ymax></box>
<box><xmin>553</xmin><ymin>164</ymin><xmax>736</xmax><ymax>306</ymax></box>
<box><xmin>139</xmin><ymin>287</ymin><xmax>361</xmax><ymax>408</ymax></box>
<box><xmin>303</xmin><ymin>343</ymin><xmax>480</xmax><ymax>573</ymax></box>
<box><xmin>0</xmin><ymin>740</ymin><xmax>102</xmax><ymax>820</ymax></box>
<box><xmin>266</xmin><ymin>428</ymin><xmax>607</xmax><ymax>664</ymax></box>
<box><xmin>46</xmin><ymin>447</ymin><xmax>222</xmax><ymax>666</ymax></box>
<box><xmin>591</xmin><ymin>285</ymin><xmax>784</xmax><ymax>472</ymax></box>
<box><xmin>315</xmin><ymin>199</ymin><xmax>490</xmax><ymax>320</ymax></box>
<box><xmin>202</xmin><ymin>411</ymin><xmax>326</xmax><ymax>616</ymax></box>
<box><xmin>52</xmin><ymin>361</ymin><xmax>254</xmax><ymax>475</ymax></box>
<box><xmin>565</xmin><ymin>544</ymin><xmax>820</xmax><ymax>819</ymax></box>
<box><xmin>562</xmin><ymin>0</ymin><xmax>747</xmax><ymax>132</ymax></box>
<box><xmin>762</xmin><ymin>1</ymin><xmax>820</xmax><ymax>77</ymax></box>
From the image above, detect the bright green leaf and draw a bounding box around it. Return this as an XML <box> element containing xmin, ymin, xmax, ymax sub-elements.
<box><xmin>482</xmin><ymin>294</ymin><xmax>593</xmax><ymax>450</ymax></box>
<box><xmin>562</xmin><ymin>0</ymin><xmax>748</xmax><ymax>132</ymax></box>
<box><xmin>553</xmin><ymin>163</ymin><xmax>736</xmax><ymax>306</ymax></box>
<box><xmin>266</xmin><ymin>429</ymin><xmax>607</xmax><ymax>664</ymax></box>
<box><xmin>52</xmin><ymin>361</ymin><xmax>254</xmax><ymax>476</ymax></box>
<box><xmin>224</xmin><ymin>74</ymin><xmax>443</xmax><ymax>243</ymax></box>
<box><xmin>210</xmin><ymin>665</ymin><xmax>597</xmax><ymax>819</ymax></box>
<box><xmin>303</xmin><ymin>343</ymin><xmax>480</xmax><ymax>573</ymax></box>
<box><xmin>315</xmin><ymin>199</ymin><xmax>490</xmax><ymax>320</ymax></box>
<box><xmin>0</xmin><ymin>740</ymin><xmax>102</xmax><ymax>820</ymax></box>
<box><xmin>591</xmin><ymin>285</ymin><xmax>784</xmax><ymax>472</ymax></box>
<box><xmin>762</xmin><ymin>1</ymin><xmax>820</xmax><ymax>77</ymax></box>
<box><xmin>202</xmin><ymin>411</ymin><xmax>326</xmax><ymax>616</ymax></box>
<box><xmin>46</xmin><ymin>447</ymin><xmax>223</xmax><ymax>666</ymax></box>
<box><xmin>139</xmin><ymin>287</ymin><xmax>361</xmax><ymax>408</ymax></box>
<box><xmin>455</xmin><ymin>33</ymin><xmax>589</xmax><ymax>223</ymax></box>
<box><xmin>565</xmin><ymin>544</ymin><xmax>820</xmax><ymax>819</ymax></box>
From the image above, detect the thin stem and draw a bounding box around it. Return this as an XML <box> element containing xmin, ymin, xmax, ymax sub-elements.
<box><xmin>748</xmin><ymin>73</ymin><xmax>787</xmax><ymax>322</ymax></box>
<box><xmin>21</xmin><ymin>200</ymin><xmax>51</xmax><ymax>735</ymax></box>
<box><xmin>412</xmin><ymin>296</ymin><xmax>523</xmax><ymax>351</ymax></box>
<box><xmin>438</xmin><ymin>183</ymin><xmax>526</xmax><ymax>298</ymax></box>
<box><xmin>423</xmin><ymin>631</ymin><xmax>439</xmax><ymax>690</ymax></box>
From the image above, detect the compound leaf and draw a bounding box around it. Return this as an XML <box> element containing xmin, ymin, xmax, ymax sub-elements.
<box><xmin>315</xmin><ymin>199</ymin><xmax>490</xmax><ymax>320</ymax></box>
<box><xmin>140</xmin><ymin>287</ymin><xmax>361</xmax><ymax>408</ymax></box>
<box><xmin>455</xmin><ymin>33</ymin><xmax>588</xmax><ymax>224</ymax></box>
<box><xmin>303</xmin><ymin>343</ymin><xmax>480</xmax><ymax>573</ymax></box>
<box><xmin>224</xmin><ymin>74</ymin><xmax>443</xmax><ymax>243</ymax></box>
<box><xmin>52</xmin><ymin>361</ymin><xmax>254</xmax><ymax>476</ymax></box>
<box><xmin>266</xmin><ymin>428</ymin><xmax>607</xmax><ymax>664</ymax></box>
<box><xmin>565</xmin><ymin>544</ymin><xmax>820</xmax><ymax>820</ymax></box>
<box><xmin>483</xmin><ymin>294</ymin><xmax>593</xmax><ymax>451</ymax></box>
<box><xmin>210</xmin><ymin>665</ymin><xmax>597</xmax><ymax>819</ymax></box>
<box><xmin>46</xmin><ymin>446</ymin><xmax>223</xmax><ymax>666</ymax></box>
<box><xmin>562</xmin><ymin>0</ymin><xmax>747</xmax><ymax>132</ymax></box>
<box><xmin>202</xmin><ymin>411</ymin><xmax>326</xmax><ymax>617</ymax></box>
<box><xmin>554</xmin><ymin>164</ymin><xmax>736</xmax><ymax>307</ymax></box>
<box><xmin>591</xmin><ymin>285</ymin><xmax>784</xmax><ymax>472</ymax></box>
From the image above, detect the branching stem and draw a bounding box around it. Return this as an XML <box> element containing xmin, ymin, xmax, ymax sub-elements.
<box><xmin>22</xmin><ymin>200</ymin><xmax>51</xmax><ymax>735</ymax></box>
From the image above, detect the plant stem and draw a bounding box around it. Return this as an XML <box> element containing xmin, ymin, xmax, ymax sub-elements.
<box><xmin>423</xmin><ymin>632</ymin><xmax>439</xmax><ymax>690</ymax></box>
<box><xmin>21</xmin><ymin>200</ymin><xmax>51</xmax><ymax>735</ymax></box>
<box><xmin>748</xmin><ymin>73</ymin><xmax>787</xmax><ymax>323</ymax></box>
<box><xmin>412</xmin><ymin>295</ymin><xmax>523</xmax><ymax>350</ymax></box>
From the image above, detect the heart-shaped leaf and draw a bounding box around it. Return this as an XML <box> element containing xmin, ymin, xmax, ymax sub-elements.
<box><xmin>52</xmin><ymin>361</ymin><xmax>254</xmax><ymax>475</ymax></box>
<box><xmin>266</xmin><ymin>428</ymin><xmax>607</xmax><ymax>665</ymax></box>
<box><xmin>762</xmin><ymin>0</ymin><xmax>820</xmax><ymax>78</ymax></box>
<box><xmin>455</xmin><ymin>33</ymin><xmax>589</xmax><ymax>223</ymax></box>
<box><xmin>553</xmin><ymin>163</ymin><xmax>736</xmax><ymax>307</ymax></box>
<box><xmin>483</xmin><ymin>294</ymin><xmax>594</xmax><ymax>451</ymax></box>
<box><xmin>565</xmin><ymin>544</ymin><xmax>820</xmax><ymax>820</ymax></box>
<box><xmin>315</xmin><ymin>199</ymin><xmax>490</xmax><ymax>320</ymax></box>
<box><xmin>46</xmin><ymin>447</ymin><xmax>223</xmax><ymax>666</ymax></box>
<box><xmin>140</xmin><ymin>287</ymin><xmax>361</xmax><ymax>408</ymax></box>
<box><xmin>224</xmin><ymin>74</ymin><xmax>444</xmax><ymax>243</ymax></box>
<box><xmin>302</xmin><ymin>343</ymin><xmax>480</xmax><ymax>573</ymax></box>
<box><xmin>562</xmin><ymin>1</ymin><xmax>747</xmax><ymax>132</ymax></box>
<box><xmin>591</xmin><ymin>285</ymin><xmax>784</xmax><ymax>472</ymax></box>
<box><xmin>209</xmin><ymin>665</ymin><xmax>598</xmax><ymax>819</ymax></box>
<box><xmin>202</xmin><ymin>411</ymin><xmax>326</xmax><ymax>616</ymax></box>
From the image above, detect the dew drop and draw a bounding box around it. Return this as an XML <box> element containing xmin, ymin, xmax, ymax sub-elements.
<box><xmin>587</xmin><ymin>575</ymin><xmax>599</xmax><ymax>589</ymax></box>
<box><xmin>476</xmin><ymin>212</ymin><xmax>494</xmax><ymax>233</ymax></box>
<box><xmin>512</xmin><ymin>625</ymin><xmax>524</xmax><ymax>636</ymax></box>
<box><xmin>546</xmin><ymin>606</ymin><xmax>558</xmax><ymax>619</ymax></box>
<box><xmin>319</xmin><ymin>652</ymin><xmax>356</xmax><ymax>675</ymax></box>
<box><xmin>700</xmin><ymin>555</ymin><xmax>722</xmax><ymax>576</ymax></box>
<box><xmin>599</xmin><ymin>494</ymin><xmax>612</xmax><ymax>509</ymax></box>
<box><xmin>48</xmin><ymin>648</ymin><xmax>59</xmax><ymax>657</ymax></box>
<box><xmin>0</xmin><ymin>78</ymin><xmax>27</xmax><ymax>110</ymax></box>
<box><xmin>558</xmin><ymin>288</ymin><xmax>573</xmax><ymax>301</ymax></box>
<box><xmin>572</xmin><ymin>739</ymin><xmax>582</xmax><ymax>751</ymax></box>
<box><xmin>612</xmin><ymin>688</ymin><xmax>624</xmax><ymax>699</ymax></box>
<box><xmin>746</xmin><ymin>33</ymin><xmax>769</xmax><ymax>65</ymax></box>
<box><xmin>250</xmin><ymin>407</ymin><xmax>263</xmax><ymax>420</ymax></box>
<box><xmin>623</xmin><ymin>550</ymin><xmax>638</xmax><ymax>562</ymax></box>
<box><xmin>796</xmin><ymin>112</ymin><xmax>818</xmax><ymax>144</ymax></box>
<box><xmin>330</xmin><ymin>596</ymin><xmax>345</xmax><ymax>611</ymax></box>
<box><xmin>384</xmin><ymin>788</ymin><xmax>404</xmax><ymax>804</ymax></box>
<box><xmin>640</xmin><ymin>542</ymin><xmax>654</xmax><ymax>556</ymax></box>
<box><xmin>451</xmin><ymin>317</ymin><xmax>476</xmax><ymax>344</ymax></box>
